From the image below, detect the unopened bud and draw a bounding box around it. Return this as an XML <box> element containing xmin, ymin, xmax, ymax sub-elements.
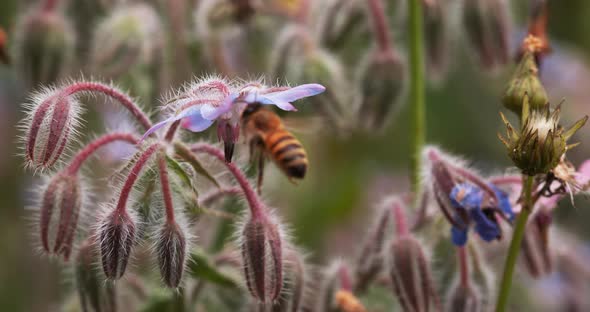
<box><xmin>521</xmin><ymin>209</ymin><xmax>553</xmax><ymax>278</ymax></box>
<box><xmin>91</xmin><ymin>3</ymin><xmax>162</xmax><ymax>78</ymax></box>
<box><xmin>499</xmin><ymin>102</ymin><xmax>587</xmax><ymax>176</ymax></box>
<box><xmin>389</xmin><ymin>236</ymin><xmax>440</xmax><ymax>312</ymax></box>
<box><xmin>99</xmin><ymin>209</ymin><xmax>137</xmax><ymax>280</ymax></box>
<box><xmin>241</xmin><ymin>215</ymin><xmax>284</xmax><ymax>303</ymax></box>
<box><xmin>462</xmin><ymin>0</ymin><xmax>511</xmax><ymax>70</ymax></box>
<box><xmin>39</xmin><ymin>173</ymin><xmax>81</xmax><ymax>260</ymax></box>
<box><xmin>272</xmin><ymin>250</ymin><xmax>306</xmax><ymax>312</ymax></box>
<box><xmin>445</xmin><ymin>281</ymin><xmax>482</xmax><ymax>312</ymax></box>
<box><xmin>15</xmin><ymin>9</ymin><xmax>75</xmax><ymax>87</ymax></box>
<box><xmin>357</xmin><ymin>50</ymin><xmax>405</xmax><ymax>131</ymax></box>
<box><xmin>75</xmin><ymin>237</ymin><xmax>116</xmax><ymax>312</ymax></box>
<box><xmin>23</xmin><ymin>89</ymin><xmax>81</xmax><ymax>171</ymax></box>
<box><xmin>156</xmin><ymin>221</ymin><xmax>188</xmax><ymax>288</ymax></box>
<box><xmin>423</xmin><ymin>0</ymin><xmax>450</xmax><ymax>81</ymax></box>
<box><xmin>502</xmin><ymin>49</ymin><xmax>548</xmax><ymax>116</ymax></box>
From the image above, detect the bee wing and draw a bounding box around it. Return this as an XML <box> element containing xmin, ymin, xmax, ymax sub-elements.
<box><xmin>280</xmin><ymin>116</ymin><xmax>324</xmax><ymax>135</ymax></box>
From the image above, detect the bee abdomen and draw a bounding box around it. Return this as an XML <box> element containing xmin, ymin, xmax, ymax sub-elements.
<box><xmin>267</xmin><ymin>131</ymin><xmax>308</xmax><ymax>179</ymax></box>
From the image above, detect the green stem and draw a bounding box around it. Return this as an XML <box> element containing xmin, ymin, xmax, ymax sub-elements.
<box><xmin>495</xmin><ymin>175</ymin><xmax>534</xmax><ymax>312</ymax></box>
<box><xmin>408</xmin><ymin>0</ymin><xmax>425</xmax><ymax>199</ymax></box>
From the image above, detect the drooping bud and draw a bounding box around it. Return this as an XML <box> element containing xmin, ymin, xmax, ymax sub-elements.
<box><xmin>156</xmin><ymin>221</ymin><xmax>188</xmax><ymax>288</ymax></box>
<box><xmin>445</xmin><ymin>280</ymin><xmax>482</xmax><ymax>312</ymax></box>
<box><xmin>75</xmin><ymin>237</ymin><xmax>117</xmax><ymax>312</ymax></box>
<box><xmin>241</xmin><ymin>214</ymin><xmax>284</xmax><ymax>303</ymax></box>
<box><xmin>39</xmin><ymin>173</ymin><xmax>81</xmax><ymax>260</ymax></box>
<box><xmin>23</xmin><ymin>89</ymin><xmax>81</xmax><ymax>171</ymax></box>
<box><xmin>357</xmin><ymin>49</ymin><xmax>406</xmax><ymax>131</ymax></box>
<box><xmin>272</xmin><ymin>250</ymin><xmax>306</xmax><ymax>312</ymax></box>
<box><xmin>462</xmin><ymin>0</ymin><xmax>511</xmax><ymax>70</ymax></box>
<box><xmin>98</xmin><ymin>209</ymin><xmax>137</xmax><ymax>280</ymax></box>
<box><xmin>14</xmin><ymin>9</ymin><xmax>75</xmax><ymax>87</ymax></box>
<box><xmin>423</xmin><ymin>0</ymin><xmax>450</xmax><ymax>81</ymax></box>
<box><xmin>499</xmin><ymin>100</ymin><xmax>588</xmax><ymax>176</ymax></box>
<box><xmin>521</xmin><ymin>209</ymin><xmax>553</xmax><ymax>278</ymax></box>
<box><xmin>90</xmin><ymin>3</ymin><xmax>163</xmax><ymax>96</ymax></box>
<box><xmin>503</xmin><ymin>41</ymin><xmax>549</xmax><ymax>116</ymax></box>
<box><xmin>389</xmin><ymin>236</ymin><xmax>440</xmax><ymax>312</ymax></box>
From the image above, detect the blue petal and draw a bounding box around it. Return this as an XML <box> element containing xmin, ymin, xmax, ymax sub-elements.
<box><xmin>180</xmin><ymin>112</ymin><xmax>214</xmax><ymax>132</ymax></box>
<box><xmin>450</xmin><ymin>183</ymin><xmax>484</xmax><ymax>209</ymax></box>
<box><xmin>201</xmin><ymin>94</ymin><xmax>237</xmax><ymax>120</ymax></box>
<box><xmin>491</xmin><ymin>185</ymin><xmax>514</xmax><ymax>221</ymax></box>
<box><xmin>470</xmin><ymin>209</ymin><xmax>501</xmax><ymax>242</ymax></box>
<box><xmin>451</xmin><ymin>227</ymin><xmax>468</xmax><ymax>246</ymax></box>
<box><xmin>140</xmin><ymin>106</ymin><xmax>202</xmax><ymax>141</ymax></box>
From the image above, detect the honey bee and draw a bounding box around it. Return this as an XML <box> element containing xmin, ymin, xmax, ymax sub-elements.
<box><xmin>241</xmin><ymin>104</ymin><xmax>308</xmax><ymax>192</ymax></box>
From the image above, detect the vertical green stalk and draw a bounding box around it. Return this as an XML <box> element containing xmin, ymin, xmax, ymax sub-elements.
<box><xmin>408</xmin><ymin>0</ymin><xmax>425</xmax><ymax>199</ymax></box>
<box><xmin>495</xmin><ymin>175</ymin><xmax>534</xmax><ymax>312</ymax></box>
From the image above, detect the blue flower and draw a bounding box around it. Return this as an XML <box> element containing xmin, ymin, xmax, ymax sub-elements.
<box><xmin>449</xmin><ymin>183</ymin><xmax>506</xmax><ymax>246</ymax></box>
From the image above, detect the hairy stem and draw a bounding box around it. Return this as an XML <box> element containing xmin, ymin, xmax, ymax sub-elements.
<box><xmin>457</xmin><ymin>246</ymin><xmax>469</xmax><ymax>288</ymax></box>
<box><xmin>408</xmin><ymin>0</ymin><xmax>426</xmax><ymax>201</ymax></box>
<box><xmin>62</xmin><ymin>82</ymin><xmax>153</xmax><ymax>131</ymax></box>
<box><xmin>189</xmin><ymin>143</ymin><xmax>265</xmax><ymax>219</ymax></box>
<box><xmin>158</xmin><ymin>154</ymin><xmax>176</xmax><ymax>223</ymax></box>
<box><xmin>495</xmin><ymin>175</ymin><xmax>534</xmax><ymax>312</ymax></box>
<box><xmin>66</xmin><ymin>133</ymin><xmax>139</xmax><ymax>174</ymax></box>
<box><xmin>115</xmin><ymin>144</ymin><xmax>161</xmax><ymax>214</ymax></box>
<box><xmin>367</xmin><ymin>0</ymin><xmax>393</xmax><ymax>54</ymax></box>
<box><xmin>392</xmin><ymin>200</ymin><xmax>409</xmax><ymax>236</ymax></box>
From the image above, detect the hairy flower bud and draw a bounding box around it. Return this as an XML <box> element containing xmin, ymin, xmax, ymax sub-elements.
<box><xmin>15</xmin><ymin>9</ymin><xmax>75</xmax><ymax>87</ymax></box>
<box><xmin>39</xmin><ymin>173</ymin><xmax>81</xmax><ymax>260</ymax></box>
<box><xmin>272</xmin><ymin>250</ymin><xmax>306</xmax><ymax>312</ymax></box>
<box><xmin>389</xmin><ymin>236</ymin><xmax>440</xmax><ymax>312</ymax></box>
<box><xmin>423</xmin><ymin>0</ymin><xmax>450</xmax><ymax>81</ymax></box>
<box><xmin>99</xmin><ymin>209</ymin><xmax>137</xmax><ymax>280</ymax></box>
<box><xmin>241</xmin><ymin>215</ymin><xmax>284</xmax><ymax>303</ymax></box>
<box><xmin>90</xmin><ymin>3</ymin><xmax>162</xmax><ymax>80</ymax></box>
<box><xmin>156</xmin><ymin>221</ymin><xmax>188</xmax><ymax>288</ymax></box>
<box><xmin>462</xmin><ymin>0</ymin><xmax>511</xmax><ymax>70</ymax></box>
<box><xmin>445</xmin><ymin>281</ymin><xmax>482</xmax><ymax>312</ymax></box>
<box><xmin>76</xmin><ymin>237</ymin><xmax>116</xmax><ymax>312</ymax></box>
<box><xmin>23</xmin><ymin>89</ymin><xmax>81</xmax><ymax>171</ymax></box>
<box><xmin>358</xmin><ymin>50</ymin><xmax>406</xmax><ymax>131</ymax></box>
<box><xmin>521</xmin><ymin>209</ymin><xmax>553</xmax><ymax>278</ymax></box>
<box><xmin>499</xmin><ymin>102</ymin><xmax>587</xmax><ymax>176</ymax></box>
<box><xmin>503</xmin><ymin>49</ymin><xmax>548</xmax><ymax>116</ymax></box>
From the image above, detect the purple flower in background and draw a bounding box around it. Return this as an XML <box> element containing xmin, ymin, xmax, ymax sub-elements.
<box><xmin>141</xmin><ymin>79</ymin><xmax>325</xmax><ymax>161</ymax></box>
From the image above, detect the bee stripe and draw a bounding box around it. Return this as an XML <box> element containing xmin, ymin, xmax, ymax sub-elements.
<box><xmin>280</xmin><ymin>153</ymin><xmax>306</xmax><ymax>164</ymax></box>
<box><xmin>268</xmin><ymin>133</ymin><xmax>294</xmax><ymax>150</ymax></box>
<box><xmin>274</xmin><ymin>143</ymin><xmax>302</xmax><ymax>158</ymax></box>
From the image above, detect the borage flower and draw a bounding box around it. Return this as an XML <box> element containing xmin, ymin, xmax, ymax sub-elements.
<box><xmin>424</xmin><ymin>146</ymin><xmax>514</xmax><ymax>246</ymax></box>
<box><xmin>141</xmin><ymin>78</ymin><xmax>325</xmax><ymax>161</ymax></box>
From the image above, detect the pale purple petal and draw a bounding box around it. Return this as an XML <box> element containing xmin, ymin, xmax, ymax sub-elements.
<box><xmin>576</xmin><ymin>159</ymin><xmax>590</xmax><ymax>186</ymax></box>
<box><xmin>140</xmin><ymin>106</ymin><xmax>206</xmax><ymax>141</ymax></box>
<box><xmin>258</xmin><ymin>83</ymin><xmax>325</xmax><ymax>111</ymax></box>
<box><xmin>201</xmin><ymin>94</ymin><xmax>237</xmax><ymax>120</ymax></box>
<box><xmin>140</xmin><ymin>118</ymin><xmax>174</xmax><ymax>142</ymax></box>
<box><xmin>181</xmin><ymin>113</ymin><xmax>214</xmax><ymax>132</ymax></box>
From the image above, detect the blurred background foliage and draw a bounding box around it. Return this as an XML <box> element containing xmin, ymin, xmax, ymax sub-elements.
<box><xmin>1</xmin><ymin>0</ymin><xmax>590</xmax><ymax>311</ymax></box>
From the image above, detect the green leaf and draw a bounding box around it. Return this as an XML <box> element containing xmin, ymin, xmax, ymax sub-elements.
<box><xmin>188</xmin><ymin>250</ymin><xmax>239</xmax><ymax>289</ymax></box>
<box><xmin>174</xmin><ymin>143</ymin><xmax>220</xmax><ymax>187</ymax></box>
<box><xmin>166</xmin><ymin>155</ymin><xmax>198</xmax><ymax>196</ymax></box>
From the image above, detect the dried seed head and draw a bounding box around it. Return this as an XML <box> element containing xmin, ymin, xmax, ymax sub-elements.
<box><xmin>389</xmin><ymin>236</ymin><xmax>440</xmax><ymax>312</ymax></box>
<box><xmin>39</xmin><ymin>173</ymin><xmax>81</xmax><ymax>260</ymax></box>
<box><xmin>90</xmin><ymin>3</ymin><xmax>162</xmax><ymax>77</ymax></box>
<box><xmin>241</xmin><ymin>215</ymin><xmax>284</xmax><ymax>303</ymax></box>
<box><xmin>462</xmin><ymin>0</ymin><xmax>511</xmax><ymax>70</ymax></box>
<box><xmin>156</xmin><ymin>221</ymin><xmax>188</xmax><ymax>288</ymax></box>
<box><xmin>499</xmin><ymin>102</ymin><xmax>587</xmax><ymax>176</ymax></box>
<box><xmin>503</xmin><ymin>47</ymin><xmax>548</xmax><ymax>116</ymax></box>
<box><xmin>98</xmin><ymin>209</ymin><xmax>137</xmax><ymax>280</ymax></box>
<box><xmin>521</xmin><ymin>209</ymin><xmax>553</xmax><ymax>278</ymax></box>
<box><xmin>14</xmin><ymin>9</ymin><xmax>75</xmax><ymax>87</ymax></box>
<box><xmin>75</xmin><ymin>237</ymin><xmax>116</xmax><ymax>312</ymax></box>
<box><xmin>357</xmin><ymin>49</ymin><xmax>406</xmax><ymax>131</ymax></box>
<box><xmin>22</xmin><ymin>88</ymin><xmax>82</xmax><ymax>172</ymax></box>
<box><xmin>445</xmin><ymin>280</ymin><xmax>482</xmax><ymax>312</ymax></box>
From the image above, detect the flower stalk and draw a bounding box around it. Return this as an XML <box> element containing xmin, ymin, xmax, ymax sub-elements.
<box><xmin>495</xmin><ymin>175</ymin><xmax>534</xmax><ymax>312</ymax></box>
<box><xmin>408</xmin><ymin>0</ymin><xmax>426</xmax><ymax>199</ymax></box>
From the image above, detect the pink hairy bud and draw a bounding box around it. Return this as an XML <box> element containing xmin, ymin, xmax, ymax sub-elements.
<box><xmin>156</xmin><ymin>221</ymin><xmax>188</xmax><ymax>288</ymax></box>
<box><xmin>98</xmin><ymin>209</ymin><xmax>137</xmax><ymax>280</ymax></box>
